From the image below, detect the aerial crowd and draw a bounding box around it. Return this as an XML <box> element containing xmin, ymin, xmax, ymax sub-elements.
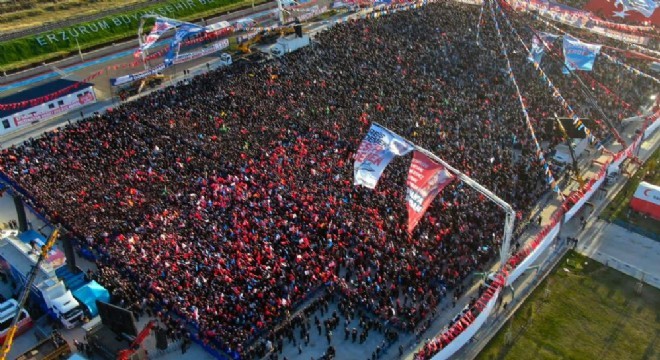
<box><xmin>0</xmin><ymin>1</ymin><xmax>654</xmax><ymax>359</ymax></box>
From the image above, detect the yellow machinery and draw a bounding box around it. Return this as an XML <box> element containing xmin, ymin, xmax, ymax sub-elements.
<box><xmin>0</xmin><ymin>226</ymin><xmax>61</xmax><ymax>360</ymax></box>
<box><xmin>137</xmin><ymin>74</ymin><xmax>165</xmax><ymax>94</ymax></box>
<box><xmin>237</xmin><ymin>33</ymin><xmax>263</xmax><ymax>54</ymax></box>
<box><xmin>236</xmin><ymin>24</ymin><xmax>296</xmax><ymax>54</ymax></box>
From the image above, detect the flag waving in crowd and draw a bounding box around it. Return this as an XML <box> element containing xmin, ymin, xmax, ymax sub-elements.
<box><xmin>562</xmin><ymin>35</ymin><xmax>602</xmax><ymax>73</ymax></box>
<box><xmin>406</xmin><ymin>151</ymin><xmax>455</xmax><ymax>233</ymax></box>
<box><xmin>354</xmin><ymin>124</ymin><xmax>413</xmax><ymax>189</ymax></box>
<box><xmin>528</xmin><ymin>32</ymin><xmax>559</xmax><ymax>64</ymax></box>
<box><xmin>615</xmin><ymin>0</ymin><xmax>658</xmax><ymax>17</ymax></box>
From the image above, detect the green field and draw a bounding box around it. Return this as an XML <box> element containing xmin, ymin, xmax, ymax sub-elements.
<box><xmin>0</xmin><ymin>0</ymin><xmax>149</xmax><ymax>34</ymax></box>
<box><xmin>0</xmin><ymin>0</ymin><xmax>268</xmax><ymax>72</ymax></box>
<box><xmin>600</xmin><ymin>146</ymin><xmax>660</xmax><ymax>238</ymax></box>
<box><xmin>477</xmin><ymin>251</ymin><xmax>660</xmax><ymax>360</ymax></box>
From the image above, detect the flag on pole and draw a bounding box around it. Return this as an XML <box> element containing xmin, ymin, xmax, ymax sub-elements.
<box><xmin>528</xmin><ymin>32</ymin><xmax>559</xmax><ymax>64</ymax></box>
<box><xmin>562</xmin><ymin>36</ymin><xmax>602</xmax><ymax>73</ymax></box>
<box><xmin>616</xmin><ymin>0</ymin><xmax>658</xmax><ymax>17</ymax></box>
<box><xmin>354</xmin><ymin>124</ymin><xmax>413</xmax><ymax>189</ymax></box>
<box><xmin>406</xmin><ymin>151</ymin><xmax>455</xmax><ymax>233</ymax></box>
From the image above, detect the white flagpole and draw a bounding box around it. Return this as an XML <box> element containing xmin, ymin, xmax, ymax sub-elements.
<box><xmin>476</xmin><ymin>0</ymin><xmax>485</xmax><ymax>46</ymax></box>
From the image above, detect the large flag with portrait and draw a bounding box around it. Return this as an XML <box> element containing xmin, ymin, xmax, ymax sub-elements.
<box><xmin>528</xmin><ymin>32</ymin><xmax>560</xmax><ymax>64</ymax></box>
<box><xmin>164</xmin><ymin>23</ymin><xmax>207</xmax><ymax>67</ymax></box>
<box><xmin>406</xmin><ymin>151</ymin><xmax>455</xmax><ymax>233</ymax></box>
<box><xmin>354</xmin><ymin>124</ymin><xmax>413</xmax><ymax>189</ymax></box>
<box><xmin>562</xmin><ymin>36</ymin><xmax>602</xmax><ymax>73</ymax></box>
<box><xmin>141</xmin><ymin>18</ymin><xmax>182</xmax><ymax>52</ymax></box>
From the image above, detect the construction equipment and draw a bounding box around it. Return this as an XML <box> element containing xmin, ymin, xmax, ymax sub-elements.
<box><xmin>0</xmin><ymin>226</ymin><xmax>61</xmax><ymax>360</ymax></box>
<box><xmin>15</xmin><ymin>330</ymin><xmax>71</xmax><ymax>360</ymax></box>
<box><xmin>136</xmin><ymin>74</ymin><xmax>165</xmax><ymax>94</ymax></box>
<box><xmin>237</xmin><ymin>33</ymin><xmax>263</xmax><ymax>54</ymax></box>
<box><xmin>554</xmin><ymin>114</ymin><xmax>585</xmax><ymax>187</ymax></box>
<box><xmin>116</xmin><ymin>320</ymin><xmax>156</xmax><ymax>360</ymax></box>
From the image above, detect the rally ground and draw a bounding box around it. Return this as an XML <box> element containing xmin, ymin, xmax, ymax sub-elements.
<box><xmin>476</xmin><ymin>250</ymin><xmax>660</xmax><ymax>360</ymax></box>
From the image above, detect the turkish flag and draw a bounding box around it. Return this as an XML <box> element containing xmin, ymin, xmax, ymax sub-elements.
<box><xmin>584</xmin><ymin>0</ymin><xmax>660</xmax><ymax>25</ymax></box>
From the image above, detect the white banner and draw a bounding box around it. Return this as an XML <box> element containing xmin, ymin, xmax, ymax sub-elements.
<box><xmin>430</xmin><ymin>289</ymin><xmax>500</xmax><ymax>360</ymax></box>
<box><xmin>354</xmin><ymin>124</ymin><xmax>413</xmax><ymax>189</ymax></box>
<box><xmin>174</xmin><ymin>39</ymin><xmax>229</xmax><ymax>64</ymax></box>
<box><xmin>112</xmin><ymin>40</ymin><xmax>229</xmax><ymax>86</ymax></box>
<box><xmin>111</xmin><ymin>64</ymin><xmax>166</xmax><ymax>87</ymax></box>
<box><xmin>506</xmin><ymin>222</ymin><xmax>560</xmax><ymax>286</ymax></box>
<box><xmin>11</xmin><ymin>88</ymin><xmax>96</xmax><ymax>127</ymax></box>
<box><xmin>565</xmin><ymin>174</ymin><xmax>606</xmax><ymax>221</ymax></box>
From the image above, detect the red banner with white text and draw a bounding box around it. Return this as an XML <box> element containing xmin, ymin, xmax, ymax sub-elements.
<box><xmin>406</xmin><ymin>151</ymin><xmax>454</xmax><ymax>233</ymax></box>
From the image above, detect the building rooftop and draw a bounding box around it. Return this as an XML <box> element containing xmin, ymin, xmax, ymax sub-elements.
<box><xmin>0</xmin><ymin>79</ymin><xmax>94</xmax><ymax>118</ymax></box>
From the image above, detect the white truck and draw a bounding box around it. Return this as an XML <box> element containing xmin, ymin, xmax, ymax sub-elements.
<box><xmin>270</xmin><ymin>35</ymin><xmax>311</xmax><ymax>57</ymax></box>
<box><xmin>0</xmin><ymin>235</ymin><xmax>85</xmax><ymax>330</ymax></box>
<box><xmin>39</xmin><ymin>280</ymin><xmax>85</xmax><ymax>329</ymax></box>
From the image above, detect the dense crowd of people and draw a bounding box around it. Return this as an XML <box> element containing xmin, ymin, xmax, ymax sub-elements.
<box><xmin>0</xmin><ymin>0</ymin><xmax>655</xmax><ymax>358</ymax></box>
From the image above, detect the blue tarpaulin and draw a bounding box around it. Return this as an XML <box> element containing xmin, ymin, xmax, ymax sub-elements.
<box><xmin>72</xmin><ymin>280</ymin><xmax>109</xmax><ymax>317</ymax></box>
<box><xmin>16</xmin><ymin>229</ymin><xmax>46</xmax><ymax>245</ymax></box>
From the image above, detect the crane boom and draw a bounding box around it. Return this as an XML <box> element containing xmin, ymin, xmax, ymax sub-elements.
<box><xmin>117</xmin><ymin>320</ymin><xmax>156</xmax><ymax>360</ymax></box>
<box><xmin>0</xmin><ymin>226</ymin><xmax>60</xmax><ymax>360</ymax></box>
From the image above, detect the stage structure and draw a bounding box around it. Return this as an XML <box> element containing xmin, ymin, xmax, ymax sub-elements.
<box><xmin>374</xmin><ymin>123</ymin><xmax>516</xmax><ymax>269</ymax></box>
<box><xmin>136</xmin><ymin>15</ymin><xmax>206</xmax><ymax>70</ymax></box>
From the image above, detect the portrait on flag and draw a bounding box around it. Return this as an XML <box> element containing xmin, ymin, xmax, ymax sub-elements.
<box><xmin>164</xmin><ymin>23</ymin><xmax>207</xmax><ymax>67</ymax></box>
<box><xmin>354</xmin><ymin>124</ymin><xmax>413</xmax><ymax>189</ymax></box>
<box><xmin>528</xmin><ymin>32</ymin><xmax>559</xmax><ymax>64</ymax></box>
<box><xmin>142</xmin><ymin>18</ymin><xmax>182</xmax><ymax>51</ymax></box>
<box><xmin>406</xmin><ymin>151</ymin><xmax>455</xmax><ymax>233</ymax></box>
<box><xmin>562</xmin><ymin>36</ymin><xmax>602</xmax><ymax>72</ymax></box>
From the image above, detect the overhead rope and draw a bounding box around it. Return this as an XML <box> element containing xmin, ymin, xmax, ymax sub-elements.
<box><xmin>490</xmin><ymin>0</ymin><xmax>608</xmax><ymax>154</ymax></box>
<box><xmin>486</xmin><ymin>0</ymin><xmax>561</xmax><ymax>194</ymax></box>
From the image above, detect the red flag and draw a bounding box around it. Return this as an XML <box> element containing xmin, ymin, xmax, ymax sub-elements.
<box><xmin>406</xmin><ymin>151</ymin><xmax>455</xmax><ymax>233</ymax></box>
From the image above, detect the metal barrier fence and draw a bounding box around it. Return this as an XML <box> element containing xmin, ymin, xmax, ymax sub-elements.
<box><xmin>600</xmin><ymin>253</ymin><xmax>660</xmax><ymax>289</ymax></box>
<box><xmin>612</xmin><ymin>219</ymin><xmax>660</xmax><ymax>242</ymax></box>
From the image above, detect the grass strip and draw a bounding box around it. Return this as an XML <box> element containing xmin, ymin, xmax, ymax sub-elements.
<box><xmin>477</xmin><ymin>250</ymin><xmax>660</xmax><ymax>360</ymax></box>
<box><xmin>0</xmin><ymin>0</ymin><xmax>269</xmax><ymax>72</ymax></box>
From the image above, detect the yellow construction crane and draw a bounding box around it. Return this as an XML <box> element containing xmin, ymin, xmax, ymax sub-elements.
<box><xmin>0</xmin><ymin>226</ymin><xmax>61</xmax><ymax>360</ymax></box>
